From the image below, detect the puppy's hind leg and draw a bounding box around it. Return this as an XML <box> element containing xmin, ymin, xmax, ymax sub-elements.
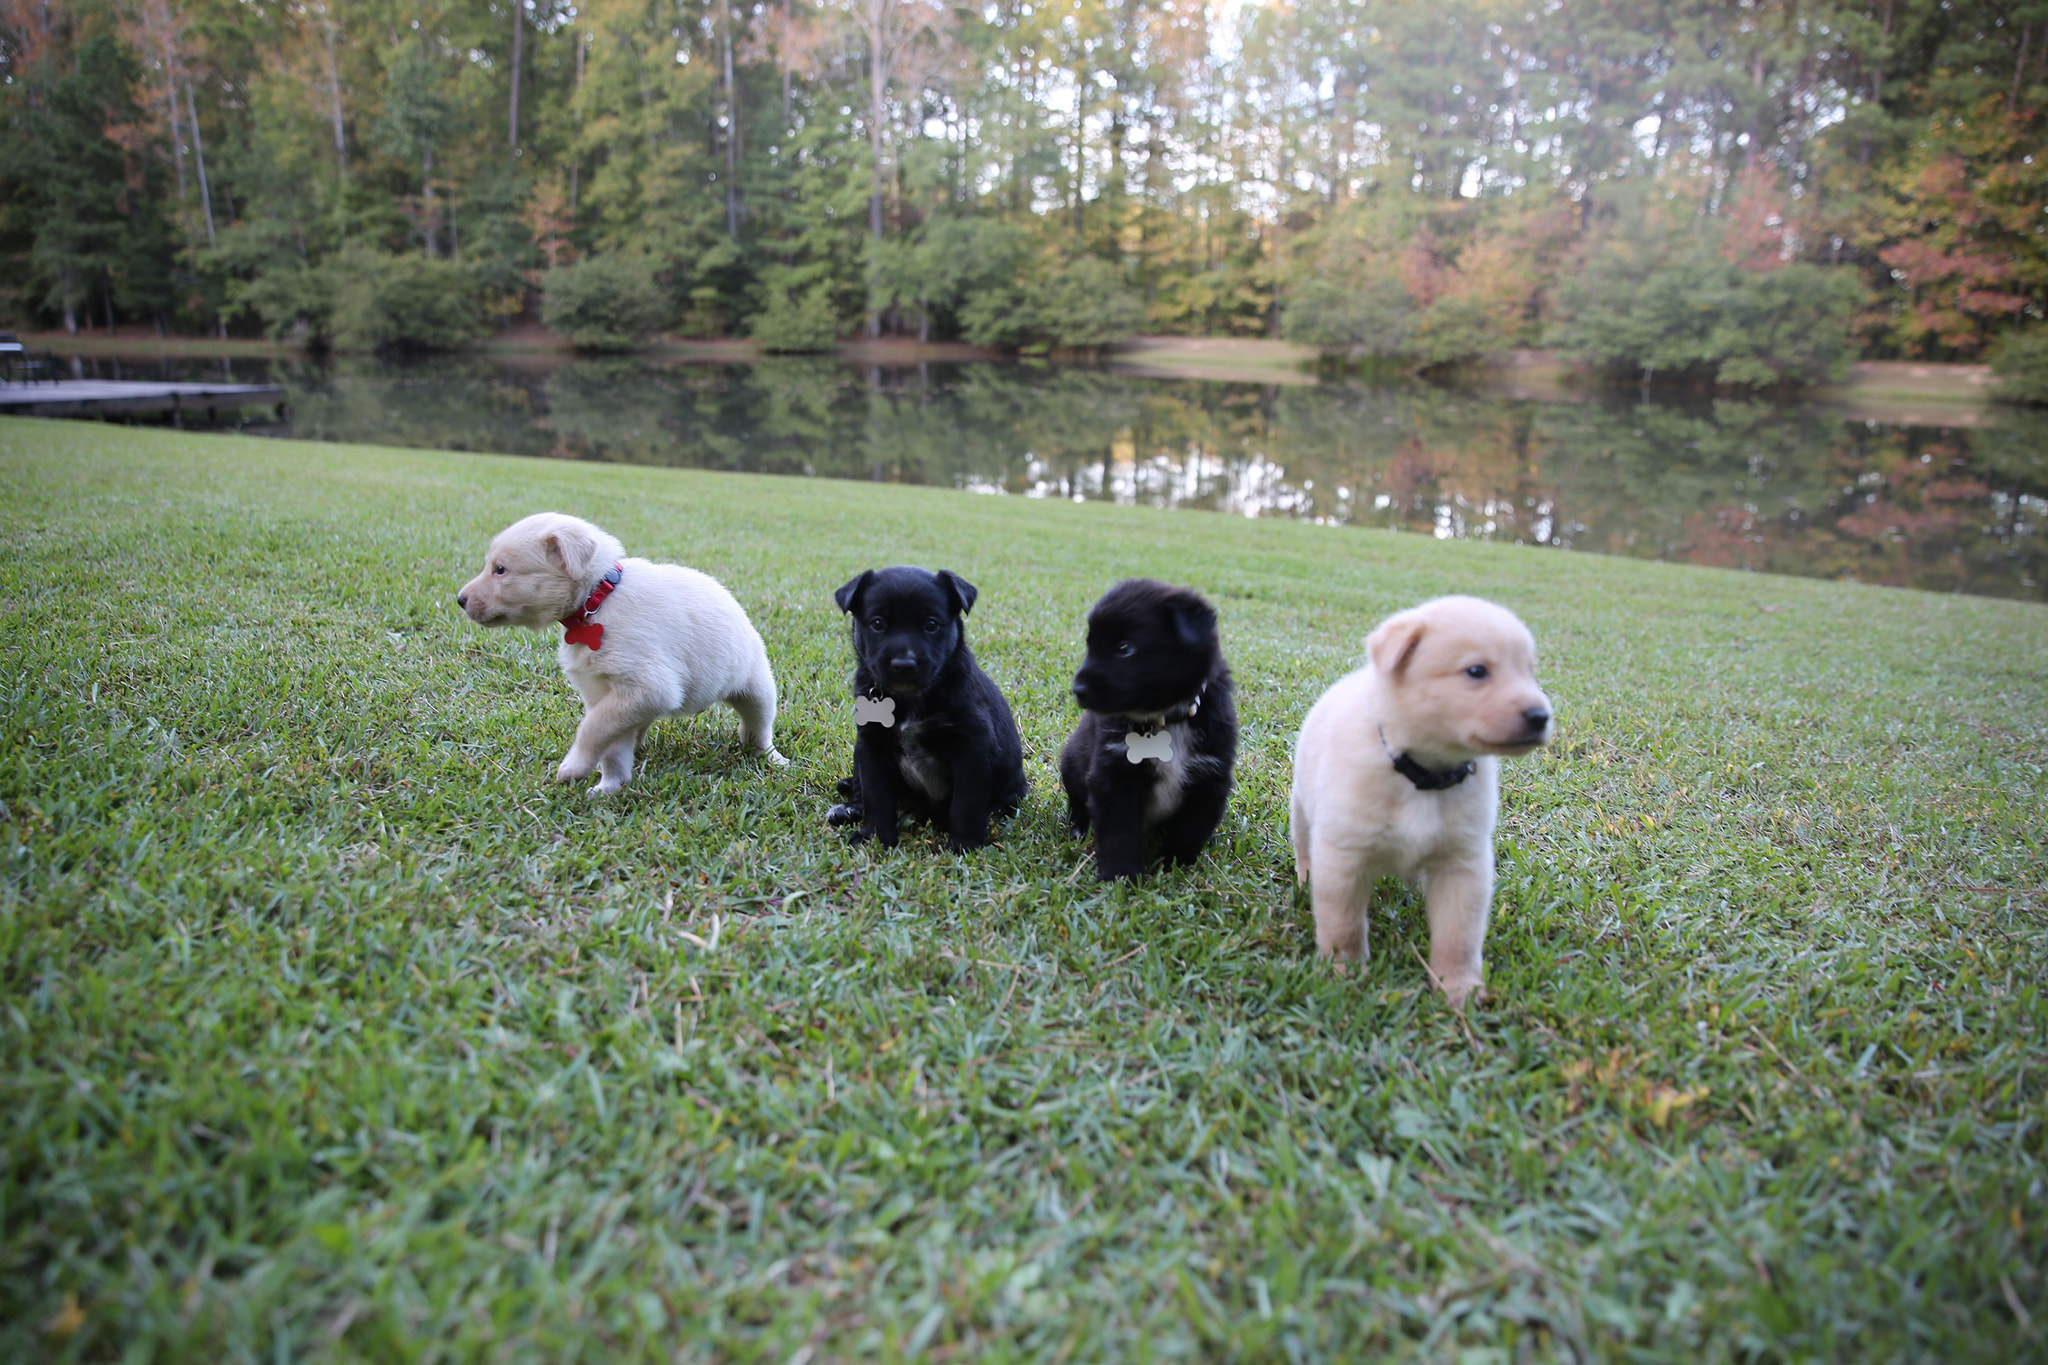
<box><xmin>727</xmin><ymin>666</ymin><xmax>788</xmax><ymax>767</ymax></box>
<box><xmin>1058</xmin><ymin>736</ymin><xmax>1090</xmax><ymax>837</ymax></box>
<box><xmin>1159</xmin><ymin>779</ymin><xmax>1228</xmax><ymax>869</ymax></box>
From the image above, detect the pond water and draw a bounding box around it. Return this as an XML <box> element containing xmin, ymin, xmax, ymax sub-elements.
<box><xmin>55</xmin><ymin>351</ymin><xmax>2048</xmax><ymax>602</ymax></box>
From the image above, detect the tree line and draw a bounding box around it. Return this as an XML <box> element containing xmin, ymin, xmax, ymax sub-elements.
<box><xmin>1</xmin><ymin>0</ymin><xmax>2042</xmax><ymax>384</ymax></box>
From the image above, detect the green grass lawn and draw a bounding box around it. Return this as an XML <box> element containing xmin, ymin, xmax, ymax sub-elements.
<box><xmin>2</xmin><ymin>417</ymin><xmax>2044</xmax><ymax>1362</ymax></box>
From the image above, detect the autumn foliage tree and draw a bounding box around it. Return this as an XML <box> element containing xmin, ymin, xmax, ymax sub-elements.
<box><xmin>0</xmin><ymin>0</ymin><xmax>2040</xmax><ymax>371</ymax></box>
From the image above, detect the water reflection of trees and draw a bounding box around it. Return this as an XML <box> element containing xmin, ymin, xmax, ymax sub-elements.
<box><xmin>159</xmin><ymin>352</ymin><xmax>2047</xmax><ymax>601</ymax></box>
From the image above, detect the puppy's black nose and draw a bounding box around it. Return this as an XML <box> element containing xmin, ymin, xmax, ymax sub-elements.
<box><xmin>1523</xmin><ymin>708</ymin><xmax>1552</xmax><ymax>732</ymax></box>
<box><xmin>456</xmin><ymin>591</ymin><xmax>468</xmax><ymax>609</ymax></box>
<box><xmin>888</xmin><ymin>655</ymin><xmax>919</xmax><ymax>676</ymax></box>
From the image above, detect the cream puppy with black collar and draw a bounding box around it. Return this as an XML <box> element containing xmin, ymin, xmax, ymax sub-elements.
<box><xmin>457</xmin><ymin>512</ymin><xmax>786</xmax><ymax>794</ymax></box>
<box><xmin>1289</xmin><ymin>595</ymin><xmax>1552</xmax><ymax>1007</ymax></box>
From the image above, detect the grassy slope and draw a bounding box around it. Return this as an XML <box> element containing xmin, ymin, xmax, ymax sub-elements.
<box><xmin>1</xmin><ymin>417</ymin><xmax>2043</xmax><ymax>1362</ymax></box>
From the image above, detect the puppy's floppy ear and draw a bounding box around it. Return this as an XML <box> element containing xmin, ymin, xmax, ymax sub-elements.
<box><xmin>541</xmin><ymin>520</ymin><xmax>598</xmax><ymax>576</ymax></box>
<box><xmin>935</xmin><ymin>570</ymin><xmax>977</xmax><ymax>618</ymax></box>
<box><xmin>1367</xmin><ymin>614</ymin><xmax>1425</xmax><ymax>677</ymax></box>
<box><xmin>834</xmin><ymin>570</ymin><xmax>875</xmax><ymax>614</ymax></box>
<box><xmin>1170</xmin><ymin>594</ymin><xmax>1217</xmax><ymax>649</ymax></box>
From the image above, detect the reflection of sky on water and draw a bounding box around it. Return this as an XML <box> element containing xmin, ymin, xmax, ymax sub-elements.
<box><xmin>51</xmin><ymin>352</ymin><xmax>2048</xmax><ymax>601</ymax></box>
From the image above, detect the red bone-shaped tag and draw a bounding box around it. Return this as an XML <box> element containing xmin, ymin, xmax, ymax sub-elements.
<box><xmin>559</xmin><ymin>563</ymin><xmax>624</xmax><ymax>651</ymax></box>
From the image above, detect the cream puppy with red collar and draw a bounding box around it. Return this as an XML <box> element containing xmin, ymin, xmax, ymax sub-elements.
<box><xmin>457</xmin><ymin>512</ymin><xmax>786</xmax><ymax>794</ymax></box>
<box><xmin>1289</xmin><ymin>595</ymin><xmax>1552</xmax><ymax>1008</ymax></box>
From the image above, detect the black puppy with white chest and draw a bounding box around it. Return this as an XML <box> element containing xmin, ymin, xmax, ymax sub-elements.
<box><xmin>827</xmin><ymin>566</ymin><xmax>1028</xmax><ymax>851</ymax></box>
<box><xmin>1059</xmin><ymin>579</ymin><xmax>1237</xmax><ymax>880</ymax></box>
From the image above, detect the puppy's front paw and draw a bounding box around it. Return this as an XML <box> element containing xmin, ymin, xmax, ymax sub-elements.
<box><xmin>1316</xmin><ymin>945</ymin><xmax>1364</xmax><ymax>977</ymax></box>
<box><xmin>826</xmin><ymin>803</ymin><xmax>862</xmax><ymax>827</ymax></box>
<box><xmin>762</xmin><ymin>748</ymin><xmax>791</xmax><ymax>768</ymax></box>
<box><xmin>1440</xmin><ymin>978</ymin><xmax>1485</xmax><ymax>1011</ymax></box>
<box><xmin>555</xmin><ymin>755</ymin><xmax>594</xmax><ymax>784</ymax></box>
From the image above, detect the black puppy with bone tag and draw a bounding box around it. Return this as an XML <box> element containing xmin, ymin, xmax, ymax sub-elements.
<box><xmin>1060</xmin><ymin>578</ymin><xmax>1238</xmax><ymax>880</ymax></box>
<box><xmin>827</xmin><ymin>566</ymin><xmax>1028</xmax><ymax>851</ymax></box>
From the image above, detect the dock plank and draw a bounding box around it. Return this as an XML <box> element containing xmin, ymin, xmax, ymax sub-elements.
<box><xmin>0</xmin><ymin>380</ymin><xmax>288</xmax><ymax>420</ymax></box>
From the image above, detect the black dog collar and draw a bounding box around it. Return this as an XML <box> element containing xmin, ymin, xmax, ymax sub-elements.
<box><xmin>1119</xmin><ymin>680</ymin><xmax>1209</xmax><ymax>735</ymax></box>
<box><xmin>1379</xmin><ymin>725</ymin><xmax>1474</xmax><ymax>791</ymax></box>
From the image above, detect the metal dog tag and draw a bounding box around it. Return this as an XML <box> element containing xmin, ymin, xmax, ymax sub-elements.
<box><xmin>854</xmin><ymin>695</ymin><xmax>896</xmax><ymax>728</ymax></box>
<box><xmin>1126</xmin><ymin>727</ymin><xmax>1173</xmax><ymax>763</ymax></box>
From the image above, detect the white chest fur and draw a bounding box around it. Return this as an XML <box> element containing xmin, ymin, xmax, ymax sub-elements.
<box><xmin>896</xmin><ymin>719</ymin><xmax>951</xmax><ymax>800</ymax></box>
<box><xmin>1122</xmin><ymin>721</ymin><xmax>1192</xmax><ymax>823</ymax></box>
<box><xmin>1352</xmin><ymin>762</ymin><xmax>1497</xmax><ymax>880</ymax></box>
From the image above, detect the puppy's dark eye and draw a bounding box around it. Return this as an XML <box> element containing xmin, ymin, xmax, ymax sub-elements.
<box><xmin>923</xmin><ymin>617</ymin><xmax>940</xmax><ymax>634</ymax></box>
<box><xmin>868</xmin><ymin>615</ymin><xmax>887</xmax><ymax>633</ymax></box>
<box><xmin>1464</xmin><ymin>664</ymin><xmax>1490</xmax><ymax>680</ymax></box>
<box><xmin>1116</xmin><ymin>641</ymin><xmax>1135</xmax><ymax>658</ymax></box>
<box><xmin>493</xmin><ymin>563</ymin><xmax>507</xmax><ymax>576</ymax></box>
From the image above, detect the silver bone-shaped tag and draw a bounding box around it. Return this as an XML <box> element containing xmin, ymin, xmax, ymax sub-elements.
<box><xmin>854</xmin><ymin>695</ymin><xmax>897</xmax><ymax>728</ymax></box>
<box><xmin>1126</xmin><ymin>726</ymin><xmax>1173</xmax><ymax>763</ymax></box>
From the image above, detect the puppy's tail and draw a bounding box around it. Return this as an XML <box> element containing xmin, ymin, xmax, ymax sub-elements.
<box><xmin>1289</xmin><ymin>797</ymin><xmax>1311</xmax><ymax>885</ymax></box>
<box><xmin>728</xmin><ymin>678</ymin><xmax>780</xmax><ymax>760</ymax></box>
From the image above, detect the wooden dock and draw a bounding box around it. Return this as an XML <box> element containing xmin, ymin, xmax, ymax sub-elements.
<box><xmin>0</xmin><ymin>380</ymin><xmax>288</xmax><ymax>422</ymax></box>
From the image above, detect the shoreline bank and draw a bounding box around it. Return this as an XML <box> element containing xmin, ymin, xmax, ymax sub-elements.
<box><xmin>10</xmin><ymin>328</ymin><xmax>2011</xmax><ymax>410</ymax></box>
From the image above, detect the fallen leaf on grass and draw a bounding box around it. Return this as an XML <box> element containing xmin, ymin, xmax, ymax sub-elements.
<box><xmin>42</xmin><ymin>1292</ymin><xmax>84</xmax><ymax>1339</ymax></box>
<box><xmin>1648</xmin><ymin>1084</ymin><xmax>1711</xmax><ymax>1128</ymax></box>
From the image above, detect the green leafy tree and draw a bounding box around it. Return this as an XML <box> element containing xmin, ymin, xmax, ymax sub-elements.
<box><xmin>232</xmin><ymin>265</ymin><xmax>337</xmax><ymax>343</ymax></box>
<box><xmin>0</xmin><ymin>27</ymin><xmax>174</xmax><ymax>332</ymax></box>
<box><xmin>375</xmin><ymin>39</ymin><xmax>463</xmax><ymax>258</ymax></box>
<box><xmin>1991</xmin><ymin>330</ymin><xmax>2048</xmax><ymax>406</ymax></box>
<box><xmin>1281</xmin><ymin>277</ymin><xmax>1413</xmax><ymax>358</ymax></box>
<box><xmin>750</xmin><ymin>282</ymin><xmax>842</xmax><ymax>352</ymax></box>
<box><xmin>1551</xmin><ymin>188</ymin><xmax>1866</xmax><ymax>388</ymax></box>
<box><xmin>332</xmin><ymin>248</ymin><xmax>486</xmax><ymax>351</ymax></box>
<box><xmin>1032</xmin><ymin>257</ymin><xmax>1147</xmax><ymax>350</ymax></box>
<box><xmin>961</xmin><ymin>253</ymin><xmax>1144</xmax><ymax>352</ymax></box>
<box><xmin>541</xmin><ymin>253</ymin><xmax>670</xmax><ymax>350</ymax></box>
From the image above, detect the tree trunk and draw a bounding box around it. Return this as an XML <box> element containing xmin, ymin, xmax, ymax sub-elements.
<box><xmin>423</xmin><ymin>143</ymin><xmax>437</xmax><ymax>257</ymax></box>
<box><xmin>1072</xmin><ymin>74</ymin><xmax>1085</xmax><ymax>234</ymax></box>
<box><xmin>722</xmin><ymin>0</ymin><xmax>739</xmax><ymax>237</ymax></box>
<box><xmin>156</xmin><ymin>21</ymin><xmax>187</xmax><ymax>218</ymax></box>
<box><xmin>867</xmin><ymin>15</ymin><xmax>885</xmax><ymax>338</ymax></box>
<box><xmin>187</xmin><ymin>80</ymin><xmax>216</xmax><ymax>245</ymax></box>
<box><xmin>508</xmin><ymin>0</ymin><xmax>523</xmax><ymax>151</ymax></box>
<box><xmin>323</xmin><ymin>21</ymin><xmax>347</xmax><ymax>177</ymax></box>
<box><xmin>571</xmin><ymin>28</ymin><xmax>586</xmax><ymax>209</ymax></box>
<box><xmin>2013</xmin><ymin>24</ymin><xmax>2032</xmax><ymax>113</ymax></box>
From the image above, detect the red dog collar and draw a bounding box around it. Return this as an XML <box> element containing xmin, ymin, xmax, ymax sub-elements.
<box><xmin>560</xmin><ymin>563</ymin><xmax>623</xmax><ymax>650</ymax></box>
